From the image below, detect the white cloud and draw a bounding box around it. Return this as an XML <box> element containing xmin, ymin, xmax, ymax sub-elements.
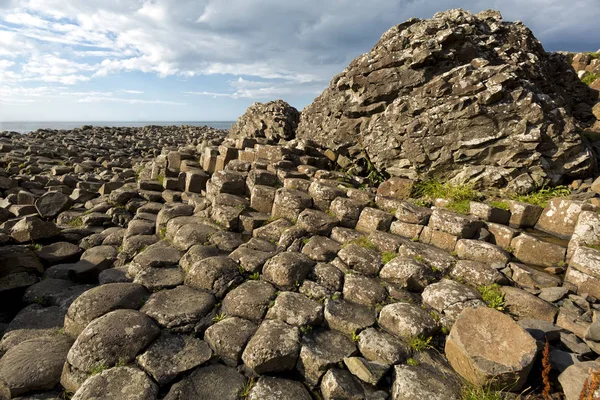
<box><xmin>121</xmin><ymin>90</ymin><xmax>144</xmax><ymax>94</ymax></box>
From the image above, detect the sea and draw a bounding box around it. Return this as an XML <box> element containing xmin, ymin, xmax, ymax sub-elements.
<box><xmin>0</xmin><ymin>121</ymin><xmax>235</xmax><ymax>134</ymax></box>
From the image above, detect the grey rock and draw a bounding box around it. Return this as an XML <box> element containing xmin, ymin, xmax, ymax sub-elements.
<box><xmin>242</xmin><ymin>319</ymin><xmax>301</xmax><ymax>374</ymax></box>
<box><xmin>247</xmin><ymin>376</ymin><xmax>312</xmax><ymax>400</ymax></box>
<box><xmin>204</xmin><ymin>317</ymin><xmax>257</xmax><ymax>367</ymax></box>
<box><xmin>164</xmin><ymin>364</ymin><xmax>246</xmax><ymax>400</ymax></box>
<box><xmin>71</xmin><ymin>366</ymin><xmax>158</xmax><ymax>400</ymax></box>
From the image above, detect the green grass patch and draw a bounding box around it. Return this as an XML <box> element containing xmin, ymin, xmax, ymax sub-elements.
<box><xmin>512</xmin><ymin>185</ymin><xmax>570</xmax><ymax>208</ymax></box>
<box><xmin>32</xmin><ymin>243</ymin><xmax>43</xmax><ymax>251</ymax></box>
<box><xmin>590</xmin><ymin>52</ymin><xmax>600</xmax><ymax>59</ymax></box>
<box><xmin>488</xmin><ymin>200</ymin><xmax>509</xmax><ymax>210</ymax></box>
<box><xmin>68</xmin><ymin>216</ymin><xmax>84</xmax><ymax>227</ymax></box>
<box><xmin>408</xmin><ymin>335</ymin><xmax>433</xmax><ymax>352</ymax></box>
<box><xmin>461</xmin><ymin>384</ymin><xmax>506</xmax><ymax>400</ymax></box>
<box><xmin>249</xmin><ymin>272</ymin><xmax>260</xmax><ymax>280</ymax></box>
<box><xmin>351</xmin><ymin>330</ymin><xmax>360</xmax><ymax>342</ymax></box>
<box><xmin>582</xmin><ymin>72</ymin><xmax>600</xmax><ymax>85</ymax></box>
<box><xmin>586</xmin><ymin>244</ymin><xmax>600</xmax><ymax>251</ymax></box>
<box><xmin>299</xmin><ymin>325</ymin><xmax>313</xmax><ymax>335</ymax></box>
<box><xmin>159</xmin><ymin>227</ymin><xmax>167</xmax><ymax>239</ymax></box>
<box><xmin>381</xmin><ymin>252</ymin><xmax>397</xmax><ymax>264</ymax></box>
<box><xmin>350</xmin><ymin>236</ymin><xmax>378</xmax><ymax>251</ymax></box>
<box><xmin>156</xmin><ymin>174</ymin><xmax>165</xmax><ymax>185</ymax></box>
<box><xmin>411</xmin><ymin>180</ymin><xmax>478</xmax><ymax>214</ymax></box>
<box><xmin>406</xmin><ymin>357</ymin><xmax>419</xmax><ymax>366</ymax></box>
<box><xmin>478</xmin><ymin>284</ymin><xmax>505</xmax><ymax>310</ymax></box>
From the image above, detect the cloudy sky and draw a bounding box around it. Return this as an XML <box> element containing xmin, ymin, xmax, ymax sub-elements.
<box><xmin>0</xmin><ymin>0</ymin><xmax>599</xmax><ymax>122</ymax></box>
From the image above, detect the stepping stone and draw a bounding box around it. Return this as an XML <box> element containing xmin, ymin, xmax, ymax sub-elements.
<box><xmin>0</xmin><ymin>335</ymin><xmax>73</xmax><ymax>397</ymax></box>
<box><xmin>71</xmin><ymin>366</ymin><xmax>158</xmax><ymax>400</ymax></box>
<box><xmin>242</xmin><ymin>319</ymin><xmax>301</xmax><ymax>374</ymax></box>
<box><xmin>262</xmin><ymin>252</ymin><xmax>314</xmax><ymax>290</ymax></box>
<box><xmin>342</xmin><ymin>274</ymin><xmax>386</xmax><ymax>307</ymax></box>
<box><xmin>35</xmin><ymin>242</ymin><xmax>81</xmax><ymax>265</ymax></box>
<box><xmin>164</xmin><ymin>364</ymin><xmax>246</xmax><ymax>400</ymax></box>
<box><xmin>321</xmin><ymin>368</ymin><xmax>364</xmax><ymax>400</ymax></box>
<box><xmin>0</xmin><ymin>305</ymin><xmax>65</xmax><ymax>354</ymax></box>
<box><xmin>379</xmin><ymin>303</ymin><xmax>438</xmax><ymax>339</ymax></box>
<box><xmin>221</xmin><ymin>280</ymin><xmax>276</xmax><ymax>321</ymax></box>
<box><xmin>296</xmin><ymin>328</ymin><xmax>357</xmax><ymax>386</ymax></box>
<box><xmin>140</xmin><ymin>285</ymin><xmax>215</xmax><ymax>331</ymax></box>
<box><xmin>61</xmin><ymin>310</ymin><xmax>160</xmax><ymax>392</ymax></box>
<box><xmin>137</xmin><ymin>331</ymin><xmax>212</xmax><ymax>385</ymax></box>
<box><xmin>343</xmin><ymin>357</ymin><xmax>389</xmax><ymax>385</ymax></box>
<box><xmin>248</xmin><ymin>376</ymin><xmax>312</xmax><ymax>400</ymax></box>
<box><xmin>324</xmin><ymin>299</ymin><xmax>377</xmax><ymax>335</ymax></box>
<box><xmin>445</xmin><ymin>307</ymin><xmax>537</xmax><ymax>391</ymax></box>
<box><xmin>266</xmin><ymin>291</ymin><xmax>323</xmax><ymax>327</ymax></box>
<box><xmin>204</xmin><ymin>317</ymin><xmax>258</xmax><ymax>367</ymax></box>
<box><xmin>64</xmin><ymin>282</ymin><xmax>148</xmax><ymax>338</ymax></box>
<box><xmin>392</xmin><ymin>364</ymin><xmax>462</xmax><ymax>400</ymax></box>
<box><xmin>380</xmin><ymin>257</ymin><xmax>436</xmax><ymax>292</ymax></box>
<box><xmin>358</xmin><ymin>328</ymin><xmax>408</xmax><ymax>365</ymax></box>
<box><xmin>184</xmin><ymin>256</ymin><xmax>242</xmax><ymax>298</ymax></box>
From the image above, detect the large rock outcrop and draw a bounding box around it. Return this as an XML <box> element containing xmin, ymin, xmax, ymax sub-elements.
<box><xmin>297</xmin><ymin>9</ymin><xmax>597</xmax><ymax>189</ymax></box>
<box><xmin>229</xmin><ymin>100</ymin><xmax>300</xmax><ymax>142</ymax></box>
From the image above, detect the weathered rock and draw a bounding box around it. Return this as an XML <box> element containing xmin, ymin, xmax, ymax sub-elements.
<box><xmin>391</xmin><ymin>363</ymin><xmax>461</xmax><ymax>400</ymax></box>
<box><xmin>140</xmin><ymin>285</ymin><xmax>215</xmax><ymax>331</ymax></box>
<box><xmin>358</xmin><ymin>327</ymin><xmax>408</xmax><ymax>365</ymax></box>
<box><xmin>320</xmin><ymin>368</ymin><xmax>364</xmax><ymax>400</ymax></box>
<box><xmin>71</xmin><ymin>366</ymin><xmax>158</xmax><ymax>400</ymax></box>
<box><xmin>296</xmin><ymin>328</ymin><xmax>357</xmax><ymax>386</ymax></box>
<box><xmin>10</xmin><ymin>216</ymin><xmax>59</xmax><ymax>243</ymax></box>
<box><xmin>568</xmin><ymin>211</ymin><xmax>600</xmax><ymax>260</ymax></box>
<box><xmin>558</xmin><ymin>361</ymin><xmax>600</xmax><ymax>400</ymax></box>
<box><xmin>296</xmin><ymin>9</ymin><xmax>596</xmax><ymax>187</ymax></box>
<box><xmin>266</xmin><ymin>291</ymin><xmax>324</xmax><ymax>326</ymax></box>
<box><xmin>324</xmin><ymin>299</ymin><xmax>377</xmax><ymax>334</ymax></box>
<box><xmin>565</xmin><ymin>246</ymin><xmax>600</xmax><ymax>299</ymax></box>
<box><xmin>501</xmin><ymin>286</ymin><xmax>557</xmax><ymax>322</ymax></box>
<box><xmin>247</xmin><ymin>376</ymin><xmax>312</xmax><ymax>400</ymax></box>
<box><xmin>337</xmin><ymin>243</ymin><xmax>382</xmax><ymax>276</ymax></box>
<box><xmin>64</xmin><ymin>282</ymin><xmax>148</xmax><ymax>338</ymax></box>
<box><xmin>0</xmin><ymin>305</ymin><xmax>65</xmax><ymax>354</ymax></box>
<box><xmin>445</xmin><ymin>307</ymin><xmax>537</xmax><ymax>391</ymax></box>
<box><xmin>229</xmin><ymin>100</ymin><xmax>299</xmax><ymax>142</ymax></box>
<box><xmin>421</xmin><ymin>279</ymin><xmax>484</xmax><ymax>324</ymax></box>
<box><xmin>262</xmin><ymin>252</ymin><xmax>314</xmax><ymax>290</ymax></box>
<box><xmin>535</xmin><ymin>198</ymin><xmax>596</xmax><ymax>240</ymax></box>
<box><xmin>35</xmin><ymin>192</ymin><xmax>71</xmax><ymax>218</ymax></box>
<box><xmin>342</xmin><ymin>274</ymin><xmax>387</xmax><ymax>307</ymax></box>
<box><xmin>184</xmin><ymin>256</ymin><xmax>241</xmax><ymax>298</ymax></box>
<box><xmin>0</xmin><ymin>335</ymin><xmax>73</xmax><ymax>397</ymax></box>
<box><xmin>61</xmin><ymin>310</ymin><xmax>160</xmax><ymax>392</ymax></box>
<box><xmin>510</xmin><ymin>233</ymin><xmax>566</xmax><ymax>268</ymax></box>
<box><xmin>35</xmin><ymin>242</ymin><xmax>81</xmax><ymax>265</ymax></box>
<box><xmin>379</xmin><ymin>302</ymin><xmax>437</xmax><ymax>339</ymax></box>
<box><xmin>450</xmin><ymin>260</ymin><xmax>507</xmax><ymax>286</ymax></box>
<box><xmin>164</xmin><ymin>364</ymin><xmax>246</xmax><ymax>400</ymax></box>
<box><xmin>221</xmin><ymin>280</ymin><xmax>276</xmax><ymax>321</ymax></box>
<box><xmin>455</xmin><ymin>239</ymin><xmax>510</xmax><ymax>264</ymax></box>
<box><xmin>204</xmin><ymin>317</ymin><xmax>257</xmax><ymax>366</ymax></box>
<box><xmin>136</xmin><ymin>332</ymin><xmax>212</xmax><ymax>385</ymax></box>
<box><xmin>344</xmin><ymin>356</ymin><xmax>389</xmax><ymax>386</ymax></box>
<box><xmin>242</xmin><ymin>319</ymin><xmax>301</xmax><ymax>374</ymax></box>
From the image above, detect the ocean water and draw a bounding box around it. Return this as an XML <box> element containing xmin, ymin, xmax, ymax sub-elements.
<box><xmin>0</xmin><ymin>121</ymin><xmax>235</xmax><ymax>134</ymax></box>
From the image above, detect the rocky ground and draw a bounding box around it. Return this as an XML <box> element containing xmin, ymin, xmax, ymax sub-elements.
<box><xmin>1</xmin><ymin>121</ymin><xmax>600</xmax><ymax>400</ymax></box>
<box><xmin>3</xmin><ymin>7</ymin><xmax>600</xmax><ymax>400</ymax></box>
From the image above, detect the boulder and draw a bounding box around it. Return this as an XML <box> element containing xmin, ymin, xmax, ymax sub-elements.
<box><xmin>204</xmin><ymin>317</ymin><xmax>257</xmax><ymax>366</ymax></box>
<box><xmin>229</xmin><ymin>100</ymin><xmax>300</xmax><ymax>142</ymax></box>
<box><xmin>10</xmin><ymin>216</ymin><xmax>59</xmax><ymax>243</ymax></box>
<box><xmin>445</xmin><ymin>307</ymin><xmax>537</xmax><ymax>391</ymax></box>
<box><xmin>35</xmin><ymin>192</ymin><xmax>71</xmax><ymax>218</ymax></box>
<box><xmin>241</xmin><ymin>319</ymin><xmax>301</xmax><ymax>374</ymax></box>
<box><xmin>558</xmin><ymin>361</ymin><xmax>600</xmax><ymax>400</ymax></box>
<box><xmin>247</xmin><ymin>376</ymin><xmax>312</xmax><ymax>400</ymax></box>
<box><xmin>164</xmin><ymin>364</ymin><xmax>246</xmax><ymax>400</ymax></box>
<box><xmin>535</xmin><ymin>198</ymin><xmax>597</xmax><ymax>240</ymax></box>
<box><xmin>296</xmin><ymin>9</ymin><xmax>596</xmax><ymax>187</ymax></box>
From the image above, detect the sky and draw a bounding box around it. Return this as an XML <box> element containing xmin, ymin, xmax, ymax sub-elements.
<box><xmin>0</xmin><ymin>0</ymin><xmax>599</xmax><ymax>122</ymax></box>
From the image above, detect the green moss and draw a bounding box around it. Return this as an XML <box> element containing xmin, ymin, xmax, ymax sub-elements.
<box><xmin>478</xmin><ymin>284</ymin><xmax>505</xmax><ymax>311</ymax></box>
<box><xmin>381</xmin><ymin>252</ymin><xmax>397</xmax><ymax>264</ymax></box>
<box><xmin>156</xmin><ymin>174</ymin><xmax>165</xmax><ymax>185</ymax></box>
<box><xmin>299</xmin><ymin>325</ymin><xmax>313</xmax><ymax>335</ymax></box>
<box><xmin>411</xmin><ymin>180</ymin><xmax>478</xmax><ymax>214</ymax></box>
<box><xmin>590</xmin><ymin>52</ymin><xmax>600</xmax><ymax>59</ymax></box>
<box><xmin>351</xmin><ymin>330</ymin><xmax>360</xmax><ymax>342</ymax></box>
<box><xmin>32</xmin><ymin>243</ymin><xmax>43</xmax><ymax>252</ymax></box>
<box><xmin>488</xmin><ymin>200</ymin><xmax>509</xmax><ymax>210</ymax></box>
<box><xmin>513</xmin><ymin>185</ymin><xmax>570</xmax><ymax>208</ymax></box>
<box><xmin>159</xmin><ymin>227</ymin><xmax>167</xmax><ymax>239</ymax></box>
<box><xmin>331</xmin><ymin>292</ymin><xmax>341</xmax><ymax>301</ymax></box>
<box><xmin>414</xmin><ymin>255</ymin><xmax>424</xmax><ymax>262</ymax></box>
<box><xmin>582</xmin><ymin>72</ymin><xmax>600</xmax><ymax>85</ymax></box>
<box><xmin>446</xmin><ymin>199</ymin><xmax>471</xmax><ymax>215</ymax></box>
<box><xmin>302</xmin><ymin>237</ymin><xmax>311</xmax><ymax>245</ymax></box>
<box><xmin>587</xmin><ymin>244</ymin><xmax>600</xmax><ymax>251</ymax></box>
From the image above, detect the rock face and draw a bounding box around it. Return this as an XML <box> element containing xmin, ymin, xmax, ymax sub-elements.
<box><xmin>297</xmin><ymin>9</ymin><xmax>596</xmax><ymax>188</ymax></box>
<box><xmin>445</xmin><ymin>307</ymin><xmax>537</xmax><ymax>391</ymax></box>
<box><xmin>229</xmin><ymin>100</ymin><xmax>300</xmax><ymax>142</ymax></box>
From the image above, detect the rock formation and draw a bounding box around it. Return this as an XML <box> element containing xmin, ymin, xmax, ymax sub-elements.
<box><xmin>297</xmin><ymin>9</ymin><xmax>598</xmax><ymax>190</ymax></box>
<box><xmin>229</xmin><ymin>100</ymin><xmax>300</xmax><ymax>142</ymax></box>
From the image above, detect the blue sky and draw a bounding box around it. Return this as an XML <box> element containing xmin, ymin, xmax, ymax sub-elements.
<box><xmin>0</xmin><ymin>0</ymin><xmax>599</xmax><ymax>122</ymax></box>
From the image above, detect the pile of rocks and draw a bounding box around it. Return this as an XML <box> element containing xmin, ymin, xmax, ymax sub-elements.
<box><xmin>1</xmin><ymin>117</ymin><xmax>600</xmax><ymax>399</ymax></box>
<box><xmin>297</xmin><ymin>9</ymin><xmax>599</xmax><ymax>191</ymax></box>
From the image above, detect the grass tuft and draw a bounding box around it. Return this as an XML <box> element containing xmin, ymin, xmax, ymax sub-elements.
<box><xmin>582</xmin><ymin>72</ymin><xmax>600</xmax><ymax>85</ymax></box>
<box><xmin>249</xmin><ymin>272</ymin><xmax>260</xmax><ymax>280</ymax></box>
<box><xmin>212</xmin><ymin>313</ymin><xmax>227</xmax><ymax>323</ymax></box>
<box><xmin>239</xmin><ymin>378</ymin><xmax>255</xmax><ymax>398</ymax></box>
<box><xmin>513</xmin><ymin>185</ymin><xmax>570</xmax><ymax>208</ymax></box>
<box><xmin>381</xmin><ymin>252</ymin><xmax>397</xmax><ymax>264</ymax></box>
<box><xmin>408</xmin><ymin>335</ymin><xmax>433</xmax><ymax>352</ymax></box>
<box><xmin>350</xmin><ymin>236</ymin><xmax>378</xmax><ymax>251</ymax></box>
<box><xmin>406</xmin><ymin>357</ymin><xmax>419</xmax><ymax>366</ymax></box>
<box><xmin>460</xmin><ymin>385</ymin><xmax>505</xmax><ymax>400</ymax></box>
<box><xmin>411</xmin><ymin>180</ymin><xmax>479</xmax><ymax>214</ymax></box>
<box><xmin>68</xmin><ymin>216</ymin><xmax>84</xmax><ymax>227</ymax></box>
<box><xmin>478</xmin><ymin>284</ymin><xmax>505</xmax><ymax>310</ymax></box>
<box><xmin>488</xmin><ymin>200</ymin><xmax>509</xmax><ymax>210</ymax></box>
<box><xmin>89</xmin><ymin>363</ymin><xmax>108</xmax><ymax>376</ymax></box>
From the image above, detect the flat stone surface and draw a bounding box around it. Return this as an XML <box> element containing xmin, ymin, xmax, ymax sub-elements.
<box><xmin>445</xmin><ymin>307</ymin><xmax>537</xmax><ymax>391</ymax></box>
<box><xmin>137</xmin><ymin>331</ymin><xmax>212</xmax><ymax>385</ymax></box>
<box><xmin>140</xmin><ymin>285</ymin><xmax>215</xmax><ymax>331</ymax></box>
<box><xmin>221</xmin><ymin>280</ymin><xmax>275</xmax><ymax>321</ymax></box>
<box><xmin>247</xmin><ymin>376</ymin><xmax>312</xmax><ymax>400</ymax></box>
<box><xmin>324</xmin><ymin>299</ymin><xmax>377</xmax><ymax>334</ymax></box>
<box><xmin>242</xmin><ymin>319</ymin><xmax>301</xmax><ymax>374</ymax></box>
<box><xmin>164</xmin><ymin>364</ymin><xmax>246</xmax><ymax>400</ymax></box>
<box><xmin>71</xmin><ymin>366</ymin><xmax>158</xmax><ymax>400</ymax></box>
<box><xmin>379</xmin><ymin>302</ymin><xmax>438</xmax><ymax>339</ymax></box>
<box><xmin>204</xmin><ymin>317</ymin><xmax>257</xmax><ymax>366</ymax></box>
<box><xmin>0</xmin><ymin>305</ymin><xmax>65</xmax><ymax>354</ymax></box>
<box><xmin>266</xmin><ymin>291</ymin><xmax>323</xmax><ymax>326</ymax></box>
<box><xmin>0</xmin><ymin>335</ymin><xmax>73</xmax><ymax>397</ymax></box>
